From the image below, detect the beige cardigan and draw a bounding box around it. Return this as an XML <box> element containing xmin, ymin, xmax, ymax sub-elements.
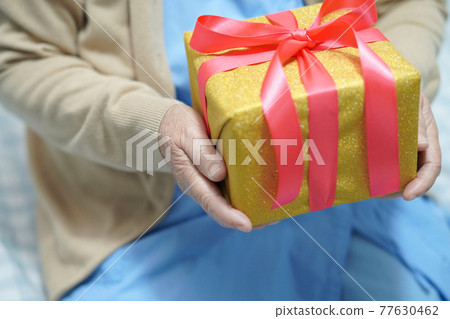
<box><xmin>0</xmin><ymin>0</ymin><xmax>446</xmax><ymax>300</ymax></box>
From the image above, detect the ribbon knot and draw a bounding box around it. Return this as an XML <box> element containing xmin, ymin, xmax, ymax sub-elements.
<box><xmin>290</xmin><ymin>28</ymin><xmax>307</xmax><ymax>41</ymax></box>
<box><xmin>289</xmin><ymin>29</ymin><xmax>315</xmax><ymax>48</ymax></box>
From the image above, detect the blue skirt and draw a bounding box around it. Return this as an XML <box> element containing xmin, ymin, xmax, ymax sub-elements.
<box><xmin>62</xmin><ymin>185</ymin><xmax>450</xmax><ymax>301</ymax></box>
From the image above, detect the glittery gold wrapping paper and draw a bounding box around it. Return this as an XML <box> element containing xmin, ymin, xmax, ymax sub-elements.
<box><xmin>184</xmin><ymin>4</ymin><xmax>420</xmax><ymax>226</ymax></box>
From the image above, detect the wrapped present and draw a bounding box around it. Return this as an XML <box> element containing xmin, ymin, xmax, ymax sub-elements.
<box><xmin>184</xmin><ymin>0</ymin><xmax>420</xmax><ymax>226</ymax></box>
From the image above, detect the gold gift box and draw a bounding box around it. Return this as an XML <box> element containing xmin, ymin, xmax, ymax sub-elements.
<box><xmin>184</xmin><ymin>4</ymin><xmax>420</xmax><ymax>226</ymax></box>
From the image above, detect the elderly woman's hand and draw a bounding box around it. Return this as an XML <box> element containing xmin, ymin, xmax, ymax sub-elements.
<box><xmin>402</xmin><ymin>92</ymin><xmax>442</xmax><ymax>200</ymax></box>
<box><xmin>383</xmin><ymin>92</ymin><xmax>442</xmax><ymax>200</ymax></box>
<box><xmin>159</xmin><ymin>103</ymin><xmax>253</xmax><ymax>232</ymax></box>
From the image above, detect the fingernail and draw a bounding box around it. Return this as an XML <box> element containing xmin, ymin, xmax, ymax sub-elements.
<box><xmin>418</xmin><ymin>141</ymin><xmax>429</xmax><ymax>150</ymax></box>
<box><xmin>237</xmin><ymin>224</ymin><xmax>251</xmax><ymax>232</ymax></box>
<box><xmin>236</xmin><ymin>217</ymin><xmax>251</xmax><ymax>232</ymax></box>
<box><xmin>208</xmin><ymin>163</ymin><xmax>222</xmax><ymax>179</ymax></box>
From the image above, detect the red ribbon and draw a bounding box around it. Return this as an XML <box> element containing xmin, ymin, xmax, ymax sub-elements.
<box><xmin>190</xmin><ymin>0</ymin><xmax>400</xmax><ymax>211</ymax></box>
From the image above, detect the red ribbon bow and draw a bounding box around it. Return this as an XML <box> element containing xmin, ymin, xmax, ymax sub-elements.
<box><xmin>190</xmin><ymin>0</ymin><xmax>400</xmax><ymax>211</ymax></box>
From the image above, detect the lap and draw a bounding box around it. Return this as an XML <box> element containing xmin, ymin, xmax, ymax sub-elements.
<box><xmin>342</xmin><ymin>232</ymin><xmax>443</xmax><ymax>301</ymax></box>
<box><xmin>61</xmin><ymin>187</ymin><xmax>450</xmax><ymax>301</ymax></box>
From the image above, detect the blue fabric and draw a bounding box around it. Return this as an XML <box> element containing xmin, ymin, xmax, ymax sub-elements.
<box><xmin>342</xmin><ymin>233</ymin><xmax>443</xmax><ymax>301</ymax></box>
<box><xmin>345</xmin><ymin>198</ymin><xmax>450</xmax><ymax>300</ymax></box>
<box><xmin>0</xmin><ymin>106</ymin><xmax>45</xmax><ymax>300</ymax></box>
<box><xmin>61</xmin><ymin>0</ymin><xmax>450</xmax><ymax>301</ymax></box>
<box><xmin>64</xmin><ymin>184</ymin><xmax>351</xmax><ymax>301</ymax></box>
<box><xmin>62</xmin><ymin>185</ymin><xmax>450</xmax><ymax>301</ymax></box>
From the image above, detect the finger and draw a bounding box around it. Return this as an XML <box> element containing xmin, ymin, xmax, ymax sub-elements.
<box><xmin>403</xmin><ymin>113</ymin><xmax>441</xmax><ymax>200</ymax></box>
<box><xmin>183</xmin><ymin>133</ymin><xmax>227</xmax><ymax>182</ymax></box>
<box><xmin>184</xmin><ymin>173</ymin><xmax>252</xmax><ymax>232</ymax></box>
<box><xmin>170</xmin><ymin>146</ymin><xmax>252</xmax><ymax>232</ymax></box>
<box><xmin>160</xmin><ymin>104</ymin><xmax>227</xmax><ymax>182</ymax></box>
<box><xmin>178</xmin><ymin>110</ymin><xmax>227</xmax><ymax>182</ymax></box>
<box><xmin>253</xmin><ymin>221</ymin><xmax>280</xmax><ymax>230</ymax></box>
<box><xmin>188</xmin><ymin>178</ymin><xmax>252</xmax><ymax>232</ymax></box>
<box><xmin>403</xmin><ymin>160</ymin><xmax>441</xmax><ymax>200</ymax></box>
<box><xmin>417</xmin><ymin>94</ymin><xmax>429</xmax><ymax>151</ymax></box>
<box><xmin>376</xmin><ymin>191</ymin><xmax>402</xmax><ymax>200</ymax></box>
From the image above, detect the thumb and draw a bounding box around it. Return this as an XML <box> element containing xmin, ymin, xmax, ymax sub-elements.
<box><xmin>178</xmin><ymin>107</ymin><xmax>227</xmax><ymax>182</ymax></box>
<box><xmin>418</xmin><ymin>93</ymin><xmax>429</xmax><ymax>152</ymax></box>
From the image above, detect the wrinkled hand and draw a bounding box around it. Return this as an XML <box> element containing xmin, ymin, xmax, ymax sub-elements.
<box><xmin>382</xmin><ymin>92</ymin><xmax>441</xmax><ymax>200</ymax></box>
<box><xmin>403</xmin><ymin>92</ymin><xmax>442</xmax><ymax>200</ymax></box>
<box><xmin>159</xmin><ymin>104</ymin><xmax>253</xmax><ymax>232</ymax></box>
